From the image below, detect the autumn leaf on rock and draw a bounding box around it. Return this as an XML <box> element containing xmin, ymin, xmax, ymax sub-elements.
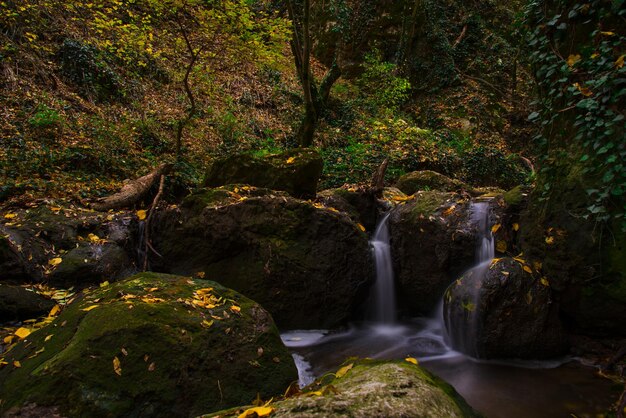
<box><xmin>566</xmin><ymin>54</ymin><xmax>581</xmax><ymax>67</ymax></box>
<box><xmin>13</xmin><ymin>361</ymin><xmax>21</xmax><ymax>368</ymax></box>
<box><xmin>81</xmin><ymin>305</ymin><xmax>99</xmax><ymax>312</ymax></box>
<box><xmin>335</xmin><ymin>363</ymin><xmax>353</xmax><ymax>378</ymax></box>
<box><xmin>405</xmin><ymin>357</ymin><xmax>419</xmax><ymax>365</ymax></box>
<box><xmin>285</xmin><ymin>157</ymin><xmax>295</xmax><ymax>164</ymax></box>
<box><xmin>238</xmin><ymin>406</ymin><xmax>274</xmax><ymax>418</ymax></box>
<box><xmin>491</xmin><ymin>224</ymin><xmax>501</xmax><ymax>234</ymax></box>
<box><xmin>113</xmin><ymin>356</ymin><xmax>122</xmax><ymax>376</ymax></box>
<box><xmin>136</xmin><ymin>210</ymin><xmax>147</xmax><ymax>221</ymax></box>
<box><xmin>496</xmin><ymin>240</ymin><xmax>507</xmax><ymax>253</ymax></box>
<box><xmin>48</xmin><ymin>305</ymin><xmax>61</xmax><ymax>317</ymax></box>
<box><xmin>48</xmin><ymin>258</ymin><xmax>63</xmax><ymax>266</ymax></box>
<box><xmin>15</xmin><ymin>327</ymin><xmax>31</xmax><ymax>339</ymax></box>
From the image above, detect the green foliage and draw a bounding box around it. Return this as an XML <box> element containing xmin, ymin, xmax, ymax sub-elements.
<box><xmin>357</xmin><ymin>51</ymin><xmax>411</xmax><ymax>113</ymax></box>
<box><xmin>525</xmin><ymin>0</ymin><xmax>626</xmax><ymax>228</ymax></box>
<box><xmin>28</xmin><ymin>104</ymin><xmax>61</xmax><ymax>129</ymax></box>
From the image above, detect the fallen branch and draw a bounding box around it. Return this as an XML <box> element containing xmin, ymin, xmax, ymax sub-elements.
<box><xmin>91</xmin><ymin>164</ymin><xmax>171</xmax><ymax>211</ymax></box>
<box><xmin>452</xmin><ymin>25</ymin><xmax>468</xmax><ymax>49</ymax></box>
<box><xmin>370</xmin><ymin>158</ymin><xmax>389</xmax><ymax>198</ymax></box>
<box><xmin>143</xmin><ymin>174</ymin><xmax>165</xmax><ymax>271</ymax></box>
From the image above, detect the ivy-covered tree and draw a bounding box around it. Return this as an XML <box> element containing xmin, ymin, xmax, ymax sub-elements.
<box><xmin>525</xmin><ymin>0</ymin><xmax>625</xmax><ymax>228</ymax></box>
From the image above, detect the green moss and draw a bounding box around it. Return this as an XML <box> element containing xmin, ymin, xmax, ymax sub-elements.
<box><xmin>503</xmin><ymin>185</ymin><xmax>524</xmax><ymax>206</ymax></box>
<box><xmin>410</xmin><ymin>191</ymin><xmax>454</xmax><ymax>218</ymax></box>
<box><xmin>0</xmin><ymin>273</ymin><xmax>297</xmax><ymax>417</ymax></box>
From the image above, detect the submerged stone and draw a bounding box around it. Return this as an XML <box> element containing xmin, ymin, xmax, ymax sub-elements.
<box><xmin>206</xmin><ymin>359</ymin><xmax>480</xmax><ymax>418</ymax></box>
<box><xmin>0</xmin><ymin>273</ymin><xmax>297</xmax><ymax>417</ymax></box>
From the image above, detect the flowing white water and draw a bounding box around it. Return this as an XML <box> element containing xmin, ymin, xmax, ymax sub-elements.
<box><xmin>369</xmin><ymin>213</ymin><xmax>396</xmax><ymax>323</ymax></box>
<box><xmin>444</xmin><ymin>200</ymin><xmax>495</xmax><ymax>356</ymax></box>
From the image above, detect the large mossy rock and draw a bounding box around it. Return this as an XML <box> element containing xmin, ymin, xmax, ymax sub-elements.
<box><xmin>0</xmin><ymin>284</ymin><xmax>55</xmax><ymax>322</ymax></box>
<box><xmin>395</xmin><ymin>170</ymin><xmax>468</xmax><ymax>196</ymax></box>
<box><xmin>152</xmin><ymin>186</ymin><xmax>374</xmax><ymax>329</ymax></box>
<box><xmin>389</xmin><ymin>191</ymin><xmax>477</xmax><ymax>315</ymax></box>
<box><xmin>445</xmin><ymin>258</ymin><xmax>567</xmax><ymax>359</ymax></box>
<box><xmin>0</xmin><ymin>205</ymin><xmax>136</xmax><ymax>286</ymax></box>
<box><xmin>208</xmin><ymin>359</ymin><xmax>479</xmax><ymax>418</ymax></box>
<box><xmin>203</xmin><ymin>149</ymin><xmax>323</xmax><ymax>198</ymax></box>
<box><xmin>520</xmin><ymin>164</ymin><xmax>626</xmax><ymax>337</ymax></box>
<box><xmin>0</xmin><ymin>273</ymin><xmax>297</xmax><ymax>417</ymax></box>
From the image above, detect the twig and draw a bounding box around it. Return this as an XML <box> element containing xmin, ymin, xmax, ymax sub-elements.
<box><xmin>452</xmin><ymin>25</ymin><xmax>468</xmax><ymax>49</ymax></box>
<box><xmin>143</xmin><ymin>175</ymin><xmax>165</xmax><ymax>271</ymax></box>
<box><xmin>217</xmin><ymin>379</ymin><xmax>223</xmax><ymax>403</ymax></box>
<box><xmin>617</xmin><ymin>385</ymin><xmax>626</xmax><ymax>418</ymax></box>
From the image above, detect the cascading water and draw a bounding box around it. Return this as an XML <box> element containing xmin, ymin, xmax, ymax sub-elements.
<box><xmin>368</xmin><ymin>213</ymin><xmax>396</xmax><ymax>324</ymax></box>
<box><xmin>444</xmin><ymin>200</ymin><xmax>494</xmax><ymax>356</ymax></box>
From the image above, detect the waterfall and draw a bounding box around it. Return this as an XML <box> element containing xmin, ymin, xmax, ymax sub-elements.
<box><xmin>444</xmin><ymin>200</ymin><xmax>494</xmax><ymax>356</ymax></box>
<box><xmin>369</xmin><ymin>213</ymin><xmax>397</xmax><ymax>323</ymax></box>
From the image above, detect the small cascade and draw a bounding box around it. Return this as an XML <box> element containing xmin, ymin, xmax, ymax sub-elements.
<box><xmin>369</xmin><ymin>213</ymin><xmax>397</xmax><ymax>324</ymax></box>
<box><xmin>444</xmin><ymin>200</ymin><xmax>494</xmax><ymax>356</ymax></box>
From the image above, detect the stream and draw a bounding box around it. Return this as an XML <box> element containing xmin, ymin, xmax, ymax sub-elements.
<box><xmin>280</xmin><ymin>204</ymin><xmax>621</xmax><ymax>417</ymax></box>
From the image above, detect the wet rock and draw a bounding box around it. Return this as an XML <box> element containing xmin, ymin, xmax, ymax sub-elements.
<box><xmin>0</xmin><ymin>235</ymin><xmax>28</xmax><ymax>282</ymax></box>
<box><xmin>0</xmin><ymin>205</ymin><xmax>137</xmax><ymax>286</ymax></box>
<box><xmin>47</xmin><ymin>242</ymin><xmax>133</xmax><ymax>287</ymax></box>
<box><xmin>203</xmin><ymin>148</ymin><xmax>323</xmax><ymax>198</ymax></box>
<box><xmin>0</xmin><ymin>273</ymin><xmax>297</xmax><ymax>417</ymax></box>
<box><xmin>207</xmin><ymin>359</ymin><xmax>479</xmax><ymax>418</ymax></box>
<box><xmin>445</xmin><ymin>257</ymin><xmax>568</xmax><ymax>359</ymax></box>
<box><xmin>0</xmin><ymin>284</ymin><xmax>55</xmax><ymax>322</ymax></box>
<box><xmin>389</xmin><ymin>191</ymin><xmax>476</xmax><ymax>315</ymax></box>
<box><xmin>316</xmin><ymin>187</ymin><xmax>381</xmax><ymax>231</ymax></box>
<box><xmin>395</xmin><ymin>170</ymin><xmax>469</xmax><ymax>195</ymax></box>
<box><xmin>152</xmin><ymin>186</ymin><xmax>374</xmax><ymax>329</ymax></box>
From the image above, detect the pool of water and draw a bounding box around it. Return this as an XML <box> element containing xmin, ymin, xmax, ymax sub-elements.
<box><xmin>281</xmin><ymin>319</ymin><xmax>621</xmax><ymax>418</ymax></box>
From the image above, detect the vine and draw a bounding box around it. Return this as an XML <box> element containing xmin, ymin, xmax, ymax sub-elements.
<box><xmin>524</xmin><ymin>0</ymin><xmax>625</xmax><ymax>228</ymax></box>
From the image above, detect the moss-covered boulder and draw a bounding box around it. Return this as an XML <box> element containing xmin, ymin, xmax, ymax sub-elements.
<box><xmin>395</xmin><ymin>170</ymin><xmax>469</xmax><ymax>195</ymax></box>
<box><xmin>0</xmin><ymin>273</ymin><xmax>297</xmax><ymax>417</ymax></box>
<box><xmin>153</xmin><ymin>188</ymin><xmax>374</xmax><ymax>329</ymax></box>
<box><xmin>0</xmin><ymin>205</ymin><xmax>136</xmax><ymax>285</ymax></box>
<box><xmin>48</xmin><ymin>242</ymin><xmax>132</xmax><ymax>287</ymax></box>
<box><xmin>203</xmin><ymin>149</ymin><xmax>323</xmax><ymax>198</ymax></box>
<box><xmin>520</xmin><ymin>164</ymin><xmax>626</xmax><ymax>337</ymax></box>
<box><xmin>389</xmin><ymin>191</ymin><xmax>477</xmax><ymax>315</ymax></box>
<box><xmin>445</xmin><ymin>258</ymin><xmax>567</xmax><ymax>359</ymax></box>
<box><xmin>207</xmin><ymin>359</ymin><xmax>479</xmax><ymax>418</ymax></box>
<box><xmin>0</xmin><ymin>284</ymin><xmax>55</xmax><ymax>322</ymax></box>
<box><xmin>316</xmin><ymin>186</ymin><xmax>381</xmax><ymax>231</ymax></box>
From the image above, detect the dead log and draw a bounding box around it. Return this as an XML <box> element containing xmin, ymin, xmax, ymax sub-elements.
<box><xmin>370</xmin><ymin>158</ymin><xmax>389</xmax><ymax>198</ymax></box>
<box><xmin>91</xmin><ymin>164</ymin><xmax>172</xmax><ymax>211</ymax></box>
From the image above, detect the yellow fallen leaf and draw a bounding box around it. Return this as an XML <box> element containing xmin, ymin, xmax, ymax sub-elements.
<box><xmin>442</xmin><ymin>205</ymin><xmax>456</xmax><ymax>216</ymax></box>
<box><xmin>545</xmin><ymin>236</ymin><xmax>555</xmax><ymax>245</ymax></box>
<box><xmin>357</xmin><ymin>223</ymin><xmax>366</xmax><ymax>232</ymax></box>
<box><xmin>136</xmin><ymin>210</ymin><xmax>147</xmax><ymax>221</ymax></box>
<box><xmin>148</xmin><ymin>362</ymin><xmax>155</xmax><ymax>371</ymax></box>
<box><xmin>0</xmin><ymin>358</ymin><xmax>8</xmax><ymax>367</ymax></box>
<box><xmin>600</xmin><ymin>31</ymin><xmax>615</xmax><ymax>36</ymax></box>
<box><xmin>533</xmin><ymin>261</ymin><xmax>543</xmax><ymax>271</ymax></box>
<box><xmin>100</xmin><ymin>281</ymin><xmax>110</xmax><ymax>288</ymax></box>
<box><xmin>496</xmin><ymin>240</ymin><xmax>507</xmax><ymax>253</ymax></box>
<box><xmin>523</xmin><ymin>265</ymin><xmax>533</xmax><ymax>274</ymax></box>
<box><xmin>491</xmin><ymin>224</ymin><xmax>501</xmax><ymax>234</ymax></box>
<box><xmin>405</xmin><ymin>357</ymin><xmax>419</xmax><ymax>365</ymax></box>
<box><xmin>3</xmin><ymin>335</ymin><xmax>15</xmax><ymax>344</ymax></box>
<box><xmin>87</xmin><ymin>233</ymin><xmax>100</xmax><ymax>243</ymax></box>
<box><xmin>201</xmin><ymin>319</ymin><xmax>214</xmax><ymax>328</ymax></box>
<box><xmin>616</xmin><ymin>54</ymin><xmax>625</xmax><ymax>69</ymax></box>
<box><xmin>81</xmin><ymin>305</ymin><xmax>99</xmax><ymax>312</ymax></box>
<box><xmin>3</xmin><ymin>213</ymin><xmax>17</xmax><ymax>219</ymax></box>
<box><xmin>50</xmin><ymin>207</ymin><xmax>62</xmax><ymax>212</ymax></box>
<box><xmin>335</xmin><ymin>363</ymin><xmax>353</xmax><ymax>378</ymax></box>
<box><xmin>48</xmin><ymin>257</ymin><xmax>63</xmax><ymax>266</ymax></box>
<box><xmin>230</xmin><ymin>305</ymin><xmax>241</xmax><ymax>313</ymax></box>
<box><xmin>285</xmin><ymin>157</ymin><xmax>295</xmax><ymax>164</ymax></box>
<box><xmin>15</xmin><ymin>327</ymin><xmax>31</xmax><ymax>339</ymax></box>
<box><xmin>566</xmin><ymin>54</ymin><xmax>581</xmax><ymax>67</ymax></box>
<box><xmin>13</xmin><ymin>361</ymin><xmax>21</xmax><ymax>368</ymax></box>
<box><xmin>113</xmin><ymin>356</ymin><xmax>122</xmax><ymax>376</ymax></box>
<box><xmin>44</xmin><ymin>334</ymin><xmax>54</xmax><ymax>342</ymax></box>
<box><xmin>48</xmin><ymin>305</ymin><xmax>61</xmax><ymax>317</ymax></box>
<box><xmin>540</xmin><ymin>277</ymin><xmax>550</xmax><ymax>287</ymax></box>
<box><xmin>305</xmin><ymin>391</ymin><xmax>323</xmax><ymax>397</ymax></box>
<box><xmin>238</xmin><ymin>406</ymin><xmax>275</xmax><ymax>418</ymax></box>
<box><xmin>512</xmin><ymin>223</ymin><xmax>519</xmax><ymax>231</ymax></box>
